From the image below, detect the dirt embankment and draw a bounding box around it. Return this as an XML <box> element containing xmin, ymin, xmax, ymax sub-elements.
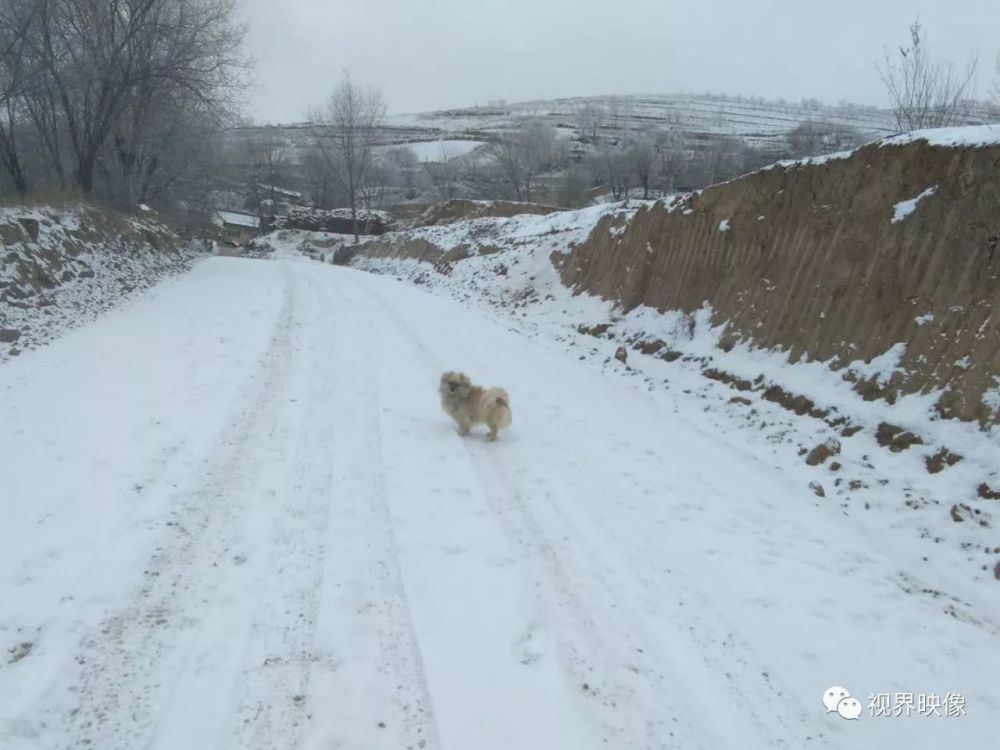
<box><xmin>0</xmin><ymin>204</ymin><xmax>195</xmax><ymax>357</ymax></box>
<box><xmin>555</xmin><ymin>139</ymin><xmax>1000</xmax><ymax>424</ymax></box>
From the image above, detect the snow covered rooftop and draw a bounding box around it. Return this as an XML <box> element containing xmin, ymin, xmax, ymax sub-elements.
<box><xmin>258</xmin><ymin>184</ymin><xmax>303</xmax><ymax>199</ymax></box>
<box><xmin>214</xmin><ymin>210</ymin><xmax>260</xmax><ymax>229</ymax></box>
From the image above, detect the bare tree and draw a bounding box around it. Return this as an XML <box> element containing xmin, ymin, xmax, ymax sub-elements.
<box><xmin>877</xmin><ymin>20</ymin><xmax>977</xmax><ymax>133</ymax></box>
<box><xmin>0</xmin><ymin>0</ymin><xmax>40</xmax><ymax>195</ymax></box>
<box><xmin>235</xmin><ymin>128</ymin><xmax>288</xmax><ymax>209</ymax></box>
<box><xmin>308</xmin><ymin>73</ymin><xmax>386</xmax><ymax>243</ymax></box>
<box><xmin>575</xmin><ymin>103</ymin><xmax>603</xmax><ymax>144</ymax></box>
<box><xmin>606</xmin><ymin>96</ymin><xmax>630</xmax><ymax>143</ymax></box>
<box><xmin>786</xmin><ymin>120</ymin><xmax>865</xmax><ymax>158</ymax></box>
<box><xmin>992</xmin><ymin>54</ymin><xmax>1000</xmax><ymax>116</ymax></box>
<box><xmin>487</xmin><ymin>118</ymin><xmax>561</xmax><ymax>202</ymax></box>
<box><xmin>556</xmin><ymin>166</ymin><xmax>589</xmax><ymax>208</ymax></box>
<box><xmin>425</xmin><ymin>146</ymin><xmax>469</xmax><ymax>202</ymax></box>
<box><xmin>628</xmin><ymin>133</ymin><xmax>658</xmax><ymax>200</ymax></box>
<box><xmin>651</xmin><ymin>128</ymin><xmax>685</xmax><ymax>194</ymax></box>
<box><xmin>588</xmin><ymin>143</ymin><xmax>632</xmax><ymax>201</ymax></box>
<box><xmin>0</xmin><ymin>0</ymin><xmax>249</xmax><ymax>199</ymax></box>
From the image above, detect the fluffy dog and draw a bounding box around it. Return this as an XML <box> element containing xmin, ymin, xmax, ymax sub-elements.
<box><xmin>439</xmin><ymin>370</ymin><xmax>512</xmax><ymax>441</ymax></box>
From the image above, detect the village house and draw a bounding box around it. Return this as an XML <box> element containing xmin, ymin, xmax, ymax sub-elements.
<box><xmin>210</xmin><ymin>210</ymin><xmax>260</xmax><ymax>245</ymax></box>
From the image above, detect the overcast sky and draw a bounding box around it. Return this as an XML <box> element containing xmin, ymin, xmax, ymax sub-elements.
<box><xmin>239</xmin><ymin>0</ymin><xmax>1000</xmax><ymax>124</ymax></box>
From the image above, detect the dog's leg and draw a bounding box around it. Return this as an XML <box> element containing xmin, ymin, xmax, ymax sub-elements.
<box><xmin>458</xmin><ymin>419</ymin><xmax>471</xmax><ymax>436</ymax></box>
<box><xmin>487</xmin><ymin>423</ymin><xmax>498</xmax><ymax>441</ymax></box>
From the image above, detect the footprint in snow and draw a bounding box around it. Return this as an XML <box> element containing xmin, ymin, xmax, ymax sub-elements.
<box><xmin>519</xmin><ymin>627</ymin><xmax>547</xmax><ymax>666</ymax></box>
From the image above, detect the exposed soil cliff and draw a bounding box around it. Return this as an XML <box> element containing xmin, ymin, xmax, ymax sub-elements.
<box><xmin>554</xmin><ymin>133</ymin><xmax>1000</xmax><ymax>424</ymax></box>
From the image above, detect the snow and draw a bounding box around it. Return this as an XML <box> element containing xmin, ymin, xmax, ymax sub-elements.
<box><xmin>402</xmin><ymin>140</ymin><xmax>485</xmax><ymax>161</ymax></box>
<box><xmin>387</xmin><ymin>91</ymin><xmax>905</xmax><ymax>154</ymax></box>
<box><xmin>3</xmin><ymin>224</ymin><xmax>1000</xmax><ymax>747</ymax></box>
<box><xmin>892</xmin><ymin>186</ymin><xmax>938</xmax><ymax>223</ymax></box>
<box><xmin>247</xmin><ymin>229</ymin><xmax>352</xmax><ymax>261</ymax></box>
<box><xmin>755</xmin><ymin>125</ymin><xmax>1000</xmax><ymax>179</ymax></box>
<box><xmin>0</xmin><ymin>206</ymin><xmax>199</xmax><ymax>359</ymax></box>
<box><xmin>357</xmin><ymin>201</ymin><xmax>640</xmax><ymax>265</ymax></box>
<box><xmin>882</xmin><ymin>124</ymin><xmax>1000</xmax><ymax>149</ymax></box>
<box><xmin>718</xmin><ymin>218</ymin><xmax>731</xmax><ymax>232</ymax></box>
<box><xmin>915</xmin><ymin>313</ymin><xmax>935</xmax><ymax>326</ymax></box>
<box><xmin>258</xmin><ymin>183</ymin><xmax>303</xmax><ymax>200</ymax></box>
<box><xmin>984</xmin><ymin>377</ymin><xmax>1000</xmax><ymax>415</ymax></box>
<box><xmin>213</xmin><ymin>210</ymin><xmax>260</xmax><ymax>229</ymax></box>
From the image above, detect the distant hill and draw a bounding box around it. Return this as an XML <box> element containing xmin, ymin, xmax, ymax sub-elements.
<box><xmin>387</xmin><ymin>92</ymin><xmax>903</xmax><ymax>156</ymax></box>
<box><xmin>219</xmin><ymin>92</ymin><xmax>995</xmax><ymax>211</ymax></box>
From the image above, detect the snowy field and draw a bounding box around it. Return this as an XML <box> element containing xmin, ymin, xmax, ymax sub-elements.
<box><xmin>406</xmin><ymin>140</ymin><xmax>485</xmax><ymax>161</ymax></box>
<box><xmin>1</xmin><ymin>255</ymin><xmax>999</xmax><ymax>749</ymax></box>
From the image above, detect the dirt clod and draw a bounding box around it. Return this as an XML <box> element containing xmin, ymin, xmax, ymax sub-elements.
<box><xmin>875</xmin><ymin>422</ymin><xmax>924</xmax><ymax>452</ymax></box>
<box><xmin>805</xmin><ymin>439</ymin><xmax>841</xmax><ymax>466</ymax></box>
<box><xmin>926</xmin><ymin>448</ymin><xmax>963</xmax><ymax>474</ymax></box>
<box><xmin>978</xmin><ymin>483</ymin><xmax>1000</xmax><ymax>500</ymax></box>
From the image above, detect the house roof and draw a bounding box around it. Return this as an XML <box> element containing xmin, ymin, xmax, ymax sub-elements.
<box><xmin>214</xmin><ymin>210</ymin><xmax>260</xmax><ymax>229</ymax></box>
<box><xmin>259</xmin><ymin>183</ymin><xmax>303</xmax><ymax>199</ymax></box>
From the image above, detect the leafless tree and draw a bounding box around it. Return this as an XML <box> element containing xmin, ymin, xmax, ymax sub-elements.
<box><xmin>651</xmin><ymin>128</ymin><xmax>685</xmax><ymax>194</ymax></box>
<box><xmin>575</xmin><ymin>103</ymin><xmax>603</xmax><ymax>144</ymax></box>
<box><xmin>786</xmin><ymin>120</ymin><xmax>865</xmax><ymax>158</ymax></box>
<box><xmin>360</xmin><ymin>160</ymin><xmax>393</xmax><ymax>213</ymax></box>
<box><xmin>487</xmin><ymin>118</ymin><xmax>562</xmax><ymax>203</ymax></box>
<box><xmin>235</xmin><ymin>128</ymin><xmax>288</xmax><ymax>209</ymax></box>
<box><xmin>308</xmin><ymin>73</ymin><xmax>387</xmax><ymax>243</ymax></box>
<box><xmin>556</xmin><ymin>166</ymin><xmax>589</xmax><ymax>208</ymax></box>
<box><xmin>606</xmin><ymin>96</ymin><xmax>633</xmax><ymax>143</ymax></box>
<box><xmin>0</xmin><ymin>0</ymin><xmax>248</xmax><ymax>199</ymax></box>
<box><xmin>425</xmin><ymin>147</ymin><xmax>470</xmax><ymax>202</ymax></box>
<box><xmin>302</xmin><ymin>144</ymin><xmax>329</xmax><ymax>208</ymax></box>
<box><xmin>382</xmin><ymin>146</ymin><xmax>433</xmax><ymax>201</ymax></box>
<box><xmin>992</xmin><ymin>54</ymin><xmax>1000</xmax><ymax>116</ymax></box>
<box><xmin>628</xmin><ymin>133</ymin><xmax>658</xmax><ymax>200</ymax></box>
<box><xmin>588</xmin><ymin>143</ymin><xmax>632</xmax><ymax>200</ymax></box>
<box><xmin>0</xmin><ymin>0</ymin><xmax>40</xmax><ymax>195</ymax></box>
<box><xmin>877</xmin><ymin>20</ymin><xmax>977</xmax><ymax>133</ymax></box>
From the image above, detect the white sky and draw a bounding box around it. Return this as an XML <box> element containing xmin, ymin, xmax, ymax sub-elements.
<box><xmin>239</xmin><ymin>0</ymin><xmax>1000</xmax><ymax>124</ymax></box>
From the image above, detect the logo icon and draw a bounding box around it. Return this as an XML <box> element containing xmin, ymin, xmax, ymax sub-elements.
<box><xmin>838</xmin><ymin>697</ymin><xmax>863</xmax><ymax>720</ymax></box>
<box><xmin>823</xmin><ymin>686</ymin><xmax>861</xmax><ymax>720</ymax></box>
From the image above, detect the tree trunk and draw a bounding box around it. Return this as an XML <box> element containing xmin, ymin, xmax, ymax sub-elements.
<box><xmin>350</xmin><ymin>196</ymin><xmax>359</xmax><ymax>244</ymax></box>
<box><xmin>0</xmin><ymin>133</ymin><xmax>28</xmax><ymax>196</ymax></box>
<box><xmin>77</xmin><ymin>151</ymin><xmax>97</xmax><ymax>194</ymax></box>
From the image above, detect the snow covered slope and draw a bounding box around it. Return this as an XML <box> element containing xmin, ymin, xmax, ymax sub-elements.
<box><xmin>0</xmin><ymin>205</ymin><xmax>198</xmax><ymax>360</ymax></box>
<box><xmin>1</xmin><ymin>256</ymin><xmax>998</xmax><ymax>749</ymax></box>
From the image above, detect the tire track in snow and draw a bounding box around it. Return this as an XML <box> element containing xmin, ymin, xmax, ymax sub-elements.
<box><xmin>347</xmin><ymin>271</ymin><xmax>820</xmax><ymax>749</ymax></box>
<box><xmin>66</xmin><ymin>268</ymin><xmax>303</xmax><ymax>750</ymax></box>
<box><xmin>345</xmin><ymin>274</ymin><xmax>702</xmax><ymax>747</ymax></box>
<box><xmin>352</xmin><ymin>278</ymin><xmax>705</xmax><ymax>748</ymax></box>
<box><xmin>303</xmin><ymin>272</ymin><xmax>442</xmax><ymax>750</ymax></box>
<box><xmin>344</xmin><ymin>273</ymin><xmax>602</xmax><ymax>750</ymax></box>
<box><xmin>224</xmin><ymin>267</ymin><xmax>341</xmax><ymax>750</ymax></box>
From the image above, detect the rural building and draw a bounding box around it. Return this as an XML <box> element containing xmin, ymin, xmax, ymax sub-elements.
<box><xmin>210</xmin><ymin>210</ymin><xmax>260</xmax><ymax>245</ymax></box>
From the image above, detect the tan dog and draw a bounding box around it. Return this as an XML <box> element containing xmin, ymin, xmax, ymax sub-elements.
<box><xmin>439</xmin><ymin>371</ymin><xmax>512</xmax><ymax>441</ymax></box>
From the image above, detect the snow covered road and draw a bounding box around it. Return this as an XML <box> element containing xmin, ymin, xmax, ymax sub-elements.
<box><xmin>1</xmin><ymin>257</ymin><xmax>997</xmax><ymax>749</ymax></box>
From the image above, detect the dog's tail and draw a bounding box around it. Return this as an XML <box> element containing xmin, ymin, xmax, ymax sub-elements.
<box><xmin>492</xmin><ymin>389</ymin><xmax>512</xmax><ymax>428</ymax></box>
